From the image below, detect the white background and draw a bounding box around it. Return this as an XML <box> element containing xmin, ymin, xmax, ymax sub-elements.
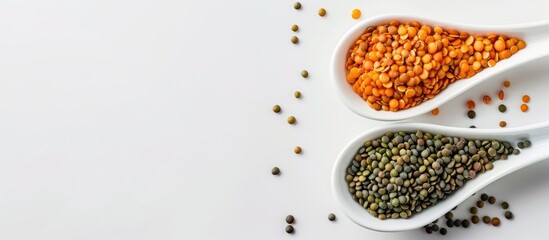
<box><xmin>1</xmin><ymin>0</ymin><xmax>549</xmax><ymax>239</ymax></box>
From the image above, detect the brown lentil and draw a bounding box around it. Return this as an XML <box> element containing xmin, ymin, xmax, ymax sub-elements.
<box><xmin>520</xmin><ymin>104</ymin><xmax>529</xmax><ymax>112</ymax></box>
<box><xmin>503</xmin><ymin>80</ymin><xmax>511</xmax><ymax>87</ymax></box>
<box><xmin>477</xmin><ymin>200</ymin><xmax>484</xmax><ymax>208</ymax></box>
<box><xmin>293</xmin><ymin>2</ymin><xmax>301</xmax><ymax>10</ymax></box>
<box><xmin>488</xmin><ymin>196</ymin><xmax>496</xmax><ymax>204</ymax></box>
<box><xmin>470</xmin><ymin>207</ymin><xmax>478</xmax><ymax>214</ymax></box>
<box><xmin>286</xmin><ymin>215</ymin><xmax>295</xmax><ymax>224</ymax></box>
<box><xmin>471</xmin><ymin>215</ymin><xmax>480</xmax><ymax>224</ymax></box>
<box><xmin>291</xmin><ymin>36</ymin><xmax>299</xmax><ymax>44</ymax></box>
<box><xmin>272</xmin><ymin>105</ymin><xmax>281</xmax><ymax>113</ymax></box>
<box><xmin>482</xmin><ymin>216</ymin><xmax>491</xmax><ymax>224</ymax></box>
<box><xmin>483</xmin><ymin>95</ymin><xmax>492</xmax><ymax>104</ymax></box>
<box><xmin>291</xmin><ymin>24</ymin><xmax>299</xmax><ymax>32</ymax></box>
<box><xmin>491</xmin><ymin>217</ymin><xmax>501</xmax><ymax>226</ymax></box>
<box><xmin>301</xmin><ymin>70</ymin><xmax>309</xmax><ymax>78</ymax></box>
<box><xmin>294</xmin><ymin>91</ymin><xmax>301</xmax><ymax>98</ymax></box>
<box><xmin>499</xmin><ymin>121</ymin><xmax>507</xmax><ymax>128</ymax></box>
<box><xmin>318</xmin><ymin>8</ymin><xmax>326</xmax><ymax>17</ymax></box>
<box><xmin>287</xmin><ymin>116</ymin><xmax>296</xmax><ymax>124</ymax></box>
<box><xmin>294</xmin><ymin>146</ymin><xmax>302</xmax><ymax>154</ymax></box>
<box><xmin>522</xmin><ymin>95</ymin><xmax>531</xmax><ymax>103</ymax></box>
<box><xmin>345</xmin><ymin>21</ymin><xmax>524</xmax><ymax>111</ymax></box>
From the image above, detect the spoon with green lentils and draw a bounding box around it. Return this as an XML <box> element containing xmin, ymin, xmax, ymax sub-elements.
<box><xmin>332</xmin><ymin>122</ymin><xmax>548</xmax><ymax>231</ymax></box>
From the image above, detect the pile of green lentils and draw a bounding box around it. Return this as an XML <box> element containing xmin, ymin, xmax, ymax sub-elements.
<box><xmin>345</xmin><ymin>130</ymin><xmax>519</xmax><ymax>220</ymax></box>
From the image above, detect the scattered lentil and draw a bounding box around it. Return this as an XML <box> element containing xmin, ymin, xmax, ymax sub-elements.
<box><xmin>446</xmin><ymin>219</ymin><xmax>454</xmax><ymax>228</ymax></box>
<box><xmin>462</xmin><ymin>220</ymin><xmax>470</xmax><ymax>228</ymax></box>
<box><xmin>483</xmin><ymin>95</ymin><xmax>492</xmax><ymax>104</ymax></box>
<box><xmin>482</xmin><ymin>216</ymin><xmax>491</xmax><ymax>224</ymax></box>
<box><xmin>470</xmin><ymin>125</ymin><xmax>476</xmax><ymax>128</ymax></box>
<box><xmin>345</xmin><ymin>21</ymin><xmax>525</xmax><ymax>111</ymax></box>
<box><xmin>453</xmin><ymin>219</ymin><xmax>462</xmax><ymax>227</ymax></box>
<box><xmin>272</xmin><ymin>167</ymin><xmax>280</xmax><ymax>175</ymax></box>
<box><xmin>466</xmin><ymin>100</ymin><xmax>476</xmax><ymax>110</ymax></box>
<box><xmin>470</xmin><ymin>207</ymin><xmax>478</xmax><ymax>214</ymax></box>
<box><xmin>291</xmin><ymin>36</ymin><xmax>299</xmax><ymax>44</ymax></box>
<box><xmin>477</xmin><ymin>201</ymin><xmax>484</xmax><ymax>208</ymax></box>
<box><xmin>285</xmin><ymin>225</ymin><xmax>294</xmax><ymax>234</ymax></box>
<box><xmin>328</xmin><ymin>213</ymin><xmax>336</xmax><ymax>221</ymax></box>
<box><xmin>301</xmin><ymin>70</ymin><xmax>309</xmax><ymax>78</ymax></box>
<box><xmin>272</xmin><ymin>105</ymin><xmax>281</xmax><ymax>113</ymax></box>
<box><xmin>505</xmin><ymin>211</ymin><xmax>513</xmax><ymax>219</ymax></box>
<box><xmin>499</xmin><ymin>121</ymin><xmax>507</xmax><ymax>128</ymax></box>
<box><xmin>445</xmin><ymin>212</ymin><xmax>454</xmax><ymax>220</ymax></box>
<box><xmin>291</xmin><ymin>24</ymin><xmax>299</xmax><ymax>32</ymax></box>
<box><xmin>440</xmin><ymin>228</ymin><xmax>447</xmax><ymax>235</ymax></box>
<box><xmin>318</xmin><ymin>8</ymin><xmax>326</xmax><ymax>17</ymax></box>
<box><xmin>501</xmin><ymin>202</ymin><xmax>509</xmax><ymax>209</ymax></box>
<box><xmin>351</xmin><ymin>9</ymin><xmax>361</xmax><ymax>19</ymax></box>
<box><xmin>491</xmin><ymin>217</ymin><xmax>501</xmax><ymax>226</ymax></box>
<box><xmin>480</xmin><ymin>193</ymin><xmax>489</xmax><ymax>201</ymax></box>
<box><xmin>488</xmin><ymin>196</ymin><xmax>496</xmax><ymax>204</ymax></box>
<box><xmin>287</xmin><ymin>116</ymin><xmax>296</xmax><ymax>124</ymax></box>
<box><xmin>294</xmin><ymin>91</ymin><xmax>301</xmax><ymax>99</ymax></box>
<box><xmin>520</xmin><ymin>104</ymin><xmax>529</xmax><ymax>112</ymax></box>
<box><xmin>471</xmin><ymin>215</ymin><xmax>480</xmax><ymax>224</ymax></box>
<box><xmin>498</xmin><ymin>90</ymin><xmax>505</xmax><ymax>100</ymax></box>
<box><xmin>425</xmin><ymin>227</ymin><xmax>433</xmax><ymax>234</ymax></box>
<box><xmin>498</xmin><ymin>104</ymin><xmax>507</xmax><ymax>113</ymax></box>
<box><xmin>524</xmin><ymin>140</ymin><xmax>532</xmax><ymax>148</ymax></box>
<box><xmin>503</xmin><ymin>80</ymin><xmax>511</xmax><ymax>87</ymax></box>
<box><xmin>431</xmin><ymin>108</ymin><xmax>440</xmax><ymax>116</ymax></box>
<box><xmin>293</xmin><ymin>2</ymin><xmax>301</xmax><ymax>10</ymax></box>
<box><xmin>517</xmin><ymin>141</ymin><xmax>525</xmax><ymax>149</ymax></box>
<box><xmin>522</xmin><ymin>95</ymin><xmax>531</xmax><ymax>103</ymax></box>
<box><xmin>286</xmin><ymin>215</ymin><xmax>295</xmax><ymax>224</ymax></box>
<box><xmin>467</xmin><ymin>110</ymin><xmax>476</xmax><ymax>119</ymax></box>
<box><xmin>294</xmin><ymin>146</ymin><xmax>302</xmax><ymax>154</ymax></box>
<box><xmin>431</xmin><ymin>224</ymin><xmax>439</xmax><ymax>232</ymax></box>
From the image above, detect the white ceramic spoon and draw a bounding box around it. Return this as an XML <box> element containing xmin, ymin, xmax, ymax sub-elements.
<box><xmin>332</xmin><ymin>122</ymin><xmax>549</xmax><ymax>232</ymax></box>
<box><xmin>331</xmin><ymin>14</ymin><xmax>549</xmax><ymax>121</ymax></box>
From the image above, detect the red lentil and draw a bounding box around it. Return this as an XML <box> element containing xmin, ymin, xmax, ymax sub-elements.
<box><xmin>466</xmin><ymin>100</ymin><xmax>476</xmax><ymax>110</ymax></box>
<box><xmin>522</xmin><ymin>95</ymin><xmax>530</xmax><ymax>103</ymax></box>
<box><xmin>520</xmin><ymin>104</ymin><xmax>529</xmax><ymax>112</ymax></box>
<box><xmin>498</xmin><ymin>90</ymin><xmax>505</xmax><ymax>100</ymax></box>
<box><xmin>431</xmin><ymin>108</ymin><xmax>440</xmax><ymax>116</ymax></box>
<box><xmin>503</xmin><ymin>80</ymin><xmax>511</xmax><ymax>88</ymax></box>
<box><xmin>482</xmin><ymin>95</ymin><xmax>492</xmax><ymax>104</ymax></box>
<box><xmin>352</xmin><ymin>9</ymin><xmax>361</xmax><ymax>19</ymax></box>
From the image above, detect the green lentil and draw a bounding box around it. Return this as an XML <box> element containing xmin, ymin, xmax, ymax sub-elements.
<box><xmin>453</xmin><ymin>219</ymin><xmax>462</xmax><ymax>227</ymax></box>
<box><xmin>291</xmin><ymin>24</ymin><xmax>299</xmax><ymax>32</ymax></box>
<box><xmin>462</xmin><ymin>219</ymin><xmax>470</xmax><ymax>228</ymax></box>
<box><xmin>293</xmin><ymin>2</ymin><xmax>301</xmax><ymax>10</ymax></box>
<box><xmin>480</xmin><ymin>193</ymin><xmax>489</xmax><ymax>201</ymax></box>
<box><xmin>294</xmin><ymin>91</ymin><xmax>301</xmax><ymax>99</ymax></box>
<box><xmin>301</xmin><ymin>70</ymin><xmax>309</xmax><ymax>78</ymax></box>
<box><xmin>505</xmin><ymin>211</ymin><xmax>513</xmax><ymax>219</ymax></box>
<box><xmin>482</xmin><ymin>216</ymin><xmax>491</xmax><ymax>224</ymax></box>
<box><xmin>271</xmin><ymin>167</ymin><xmax>280</xmax><ymax>175</ymax></box>
<box><xmin>470</xmin><ymin>207</ymin><xmax>478</xmax><ymax>214</ymax></box>
<box><xmin>524</xmin><ymin>140</ymin><xmax>532</xmax><ymax>148</ymax></box>
<box><xmin>328</xmin><ymin>213</ymin><xmax>336</xmax><ymax>221</ymax></box>
<box><xmin>291</xmin><ymin>36</ymin><xmax>299</xmax><ymax>44</ymax></box>
<box><xmin>287</xmin><ymin>116</ymin><xmax>296</xmax><ymax>124</ymax></box>
<box><xmin>467</xmin><ymin>110</ymin><xmax>476</xmax><ymax>119</ymax></box>
<box><xmin>488</xmin><ymin>196</ymin><xmax>496</xmax><ymax>204</ymax></box>
<box><xmin>498</xmin><ymin>104</ymin><xmax>507</xmax><ymax>113</ymax></box>
<box><xmin>272</xmin><ymin>105</ymin><xmax>281</xmax><ymax>113</ymax></box>
<box><xmin>501</xmin><ymin>202</ymin><xmax>509</xmax><ymax>209</ymax></box>
<box><xmin>471</xmin><ymin>215</ymin><xmax>479</xmax><ymax>224</ymax></box>
<box><xmin>285</xmin><ymin>225</ymin><xmax>294</xmax><ymax>234</ymax></box>
<box><xmin>445</xmin><ymin>212</ymin><xmax>453</xmax><ymax>220</ymax></box>
<box><xmin>477</xmin><ymin>200</ymin><xmax>484</xmax><ymax>208</ymax></box>
<box><xmin>431</xmin><ymin>224</ymin><xmax>439</xmax><ymax>232</ymax></box>
<box><xmin>345</xmin><ymin>131</ymin><xmax>518</xmax><ymax>220</ymax></box>
<box><xmin>286</xmin><ymin>215</ymin><xmax>295</xmax><ymax>224</ymax></box>
<box><xmin>440</xmin><ymin>228</ymin><xmax>447</xmax><ymax>235</ymax></box>
<box><xmin>446</xmin><ymin>219</ymin><xmax>454</xmax><ymax>227</ymax></box>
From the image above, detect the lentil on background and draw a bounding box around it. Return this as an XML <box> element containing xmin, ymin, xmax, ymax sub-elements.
<box><xmin>480</xmin><ymin>193</ymin><xmax>489</xmax><ymax>201</ymax></box>
<box><xmin>503</xmin><ymin>80</ymin><xmax>511</xmax><ymax>87</ymax></box>
<box><xmin>471</xmin><ymin>215</ymin><xmax>480</xmax><ymax>224</ymax></box>
<box><xmin>491</xmin><ymin>217</ymin><xmax>501</xmax><ymax>226</ymax></box>
<box><xmin>498</xmin><ymin>104</ymin><xmax>507</xmax><ymax>113</ymax></box>
<box><xmin>505</xmin><ymin>211</ymin><xmax>513</xmax><ymax>219</ymax></box>
<box><xmin>272</xmin><ymin>167</ymin><xmax>280</xmax><ymax>175</ymax></box>
<box><xmin>483</xmin><ymin>95</ymin><xmax>492</xmax><ymax>104</ymax></box>
<box><xmin>520</xmin><ymin>104</ymin><xmax>529</xmax><ymax>112</ymax></box>
<box><xmin>482</xmin><ymin>216</ymin><xmax>491</xmax><ymax>224</ymax></box>
<box><xmin>328</xmin><ymin>213</ymin><xmax>336</xmax><ymax>221</ymax></box>
<box><xmin>285</xmin><ymin>225</ymin><xmax>294</xmax><ymax>234</ymax></box>
<box><xmin>431</xmin><ymin>108</ymin><xmax>439</xmax><ymax>116</ymax></box>
<box><xmin>287</xmin><ymin>116</ymin><xmax>296</xmax><ymax>124</ymax></box>
<box><xmin>291</xmin><ymin>24</ymin><xmax>299</xmax><ymax>32</ymax></box>
<box><xmin>294</xmin><ymin>146</ymin><xmax>302</xmax><ymax>154</ymax></box>
<box><xmin>499</xmin><ymin>121</ymin><xmax>507</xmax><ymax>128</ymax></box>
<box><xmin>352</xmin><ymin>9</ymin><xmax>361</xmax><ymax>19</ymax></box>
<box><xmin>301</xmin><ymin>70</ymin><xmax>309</xmax><ymax>78</ymax></box>
<box><xmin>477</xmin><ymin>201</ymin><xmax>484</xmax><ymax>208</ymax></box>
<box><xmin>440</xmin><ymin>228</ymin><xmax>447</xmax><ymax>235</ymax></box>
<box><xmin>272</xmin><ymin>105</ymin><xmax>281</xmax><ymax>113</ymax></box>
<box><xmin>291</xmin><ymin>36</ymin><xmax>299</xmax><ymax>44</ymax></box>
<box><xmin>468</xmin><ymin>110</ymin><xmax>476</xmax><ymax>119</ymax></box>
<box><xmin>522</xmin><ymin>95</ymin><xmax>531</xmax><ymax>103</ymax></box>
<box><xmin>293</xmin><ymin>2</ymin><xmax>301</xmax><ymax>10</ymax></box>
<box><xmin>501</xmin><ymin>202</ymin><xmax>509</xmax><ymax>209</ymax></box>
<box><xmin>466</xmin><ymin>100</ymin><xmax>475</xmax><ymax>110</ymax></box>
<box><xmin>294</xmin><ymin>91</ymin><xmax>301</xmax><ymax>99</ymax></box>
<box><xmin>318</xmin><ymin>8</ymin><xmax>326</xmax><ymax>17</ymax></box>
<box><xmin>286</xmin><ymin>215</ymin><xmax>295</xmax><ymax>224</ymax></box>
<box><xmin>488</xmin><ymin>196</ymin><xmax>496</xmax><ymax>204</ymax></box>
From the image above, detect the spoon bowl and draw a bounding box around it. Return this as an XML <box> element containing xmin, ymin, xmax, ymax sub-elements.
<box><xmin>331</xmin><ymin>14</ymin><xmax>549</xmax><ymax>121</ymax></box>
<box><xmin>332</xmin><ymin>122</ymin><xmax>549</xmax><ymax>231</ymax></box>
